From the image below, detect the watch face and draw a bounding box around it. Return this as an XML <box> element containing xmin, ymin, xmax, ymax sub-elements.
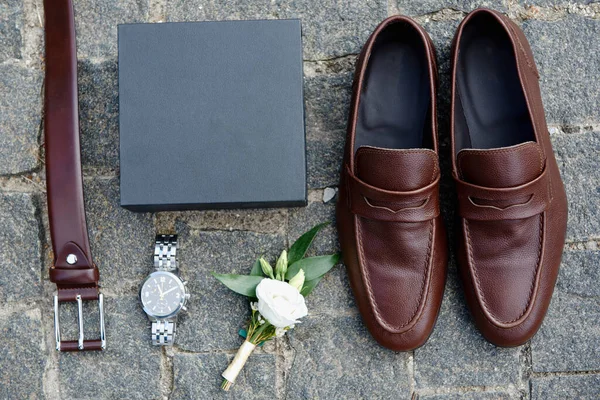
<box><xmin>140</xmin><ymin>271</ymin><xmax>186</xmax><ymax>318</ymax></box>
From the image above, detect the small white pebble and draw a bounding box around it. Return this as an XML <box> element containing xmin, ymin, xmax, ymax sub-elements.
<box><xmin>323</xmin><ymin>187</ymin><xmax>337</xmax><ymax>203</ymax></box>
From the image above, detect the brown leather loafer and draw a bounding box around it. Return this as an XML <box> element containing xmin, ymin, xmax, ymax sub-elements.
<box><xmin>336</xmin><ymin>16</ymin><xmax>447</xmax><ymax>351</ymax></box>
<box><xmin>450</xmin><ymin>9</ymin><xmax>568</xmax><ymax>347</ymax></box>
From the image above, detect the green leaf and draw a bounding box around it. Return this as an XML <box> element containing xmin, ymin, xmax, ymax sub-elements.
<box><xmin>287</xmin><ymin>222</ymin><xmax>330</xmax><ymax>265</ymax></box>
<box><xmin>300</xmin><ymin>277</ymin><xmax>323</xmax><ymax>296</ymax></box>
<box><xmin>285</xmin><ymin>254</ymin><xmax>340</xmax><ymax>281</ymax></box>
<box><xmin>212</xmin><ymin>273</ymin><xmax>264</xmax><ymax>297</ymax></box>
<box><xmin>250</xmin><ymin>258</ymin><xmax>263</xmax><ymax>276</ymax></box>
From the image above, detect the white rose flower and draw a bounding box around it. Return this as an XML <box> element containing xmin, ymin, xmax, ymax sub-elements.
<box><xmin>255</xmin><ymin>279</ymin><xmax>308</xmax><ymax>328</ymax></box>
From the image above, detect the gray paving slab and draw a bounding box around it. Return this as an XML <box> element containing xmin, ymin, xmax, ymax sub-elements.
<box><xmin>306</xmin><ymin>130</ymin><xmax>345</xmax><ymax>189</ymax></box>
<box><xmin>0</xmin><ymin>192</ymin><xmax>42</xmax><ymax>302</ymax></box>
<box><xmin>531</xmin><ymin>374</ymin><xmax>600</xmax><ymax>400</ymax></box>
<box><xmin>83</xmin><ymin>177</ymin><xmax>155</xmax><ymax>291</ymax></box>
<box><xmin>79</xmin><ymin>60</ymin><xmax>119</xmax><ymax>170</ymax></box>
<box><xmin>516</xmin><ymin>0</ymin><xmax>596</xmax><ymax>6</ymax></box>
<box><xmin>396</xmin><ymin>0</ymin><xmax>507</xmax><ymax>15</ymax></box>
<box><xmin>0</xmin><ymin>308</ymin><xmax>46</xmax><ymax>400</ymax></box>
<box><xmin>0</xmin><ymin>0</ymin><xmax>23</xmax><ymax>62</ymax></box>
<box><xmin>531</xmin><ymin>250</ymin><xmax>600</xmax><ymax>373</ymax></box>
<box><xmin>286</xmin><ymin>314</ymin><xmax>411</xmax><ymax>399</ymax></box>
<box><xmin>523</xmin><ymin>16</ymin><xmax>600</xmax><ymax>124</ymax></box>
<box><xmin>418</xmin><ymin>391</ymin><xmax>514</xmax><ymax>400</ymax></box>
<box><xmin>172</xmin><ymin>352</ymin><xmax>277</xmax><ymax>399</ymax></box>
<box><xmin>304</xmin><ymin>68</ymin><xmax>353</xmax><ymax>133</ymax></box>
<box><xmin>73</xmin><ymin>0</ymin><xmax>149</xmax><ymax>59</ymax></box>
<box><xmin>0</xmin><ymin>64</ymin><xmax>42</xmax><ymax>175</ymax></box>
<box><xmin>552</xmin><ymin>131</ymin><xmax>600</xmax><ymax>241</ymax></box>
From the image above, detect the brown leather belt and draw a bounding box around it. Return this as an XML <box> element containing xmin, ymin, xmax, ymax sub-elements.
<box><xmin>44</xmin><ymin>0</ymin><xmax>105</xmax><ymax>351</ymax></box>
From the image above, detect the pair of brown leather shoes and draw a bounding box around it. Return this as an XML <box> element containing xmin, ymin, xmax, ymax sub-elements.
<box><xmin>336</xmin><ymin>8</ymin><xmax>568</xmax><ymax>351</ymax></box>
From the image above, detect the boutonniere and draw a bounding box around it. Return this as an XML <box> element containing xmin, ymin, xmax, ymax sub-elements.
<box><xmin>213</xmin><ymin>222</ymin><xmax>340</xmax><ymax>391</ymax></box>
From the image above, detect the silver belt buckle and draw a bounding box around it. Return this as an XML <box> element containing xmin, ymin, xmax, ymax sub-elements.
<box><xmin>53</xmin><ymin>293</ymin><xmax>106</xmax><ymax>351</ymax></box>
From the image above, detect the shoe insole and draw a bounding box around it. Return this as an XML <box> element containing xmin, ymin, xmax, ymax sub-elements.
<box><xmin>354</xmin><ymin>26</ymin><xmax>430</xmax><ymax>152</ymax></box>
<box><xmin>456</xmin><ymin>16</ymin><xmax>535</xmax><ymax>151</ymax></box>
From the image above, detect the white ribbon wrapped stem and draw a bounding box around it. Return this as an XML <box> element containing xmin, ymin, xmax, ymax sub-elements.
<box><xmin>221</xmin><ymin>340</ymin><xmax>257</xmax><ymax>390</ymax></box>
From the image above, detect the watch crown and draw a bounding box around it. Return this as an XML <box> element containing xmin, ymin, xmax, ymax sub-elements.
<box><xmin>185</xmin><ymin>293</ymin><xmax>191</xmax><ymax>299</ymax></box>
<box><xmin>183</xmin><ymin>281</ymin><xmax>188</xmax><ymax>286</ymax></box>
<box><xmin>181</xmin><ymin>306</ymin><xmax>188</xmax><ymax>312</ymax></box>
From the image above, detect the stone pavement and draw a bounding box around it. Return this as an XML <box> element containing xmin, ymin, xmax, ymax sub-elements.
<box><xmin>1</xmin><ymin>0</ymin><xmax>599</xmax><ymax>399</ymax></box>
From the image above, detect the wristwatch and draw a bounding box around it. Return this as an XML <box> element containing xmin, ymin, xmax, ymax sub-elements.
<box><xmin>140</xmin><ymin>235</ymin><xmax>190</xmax><ymax>345</ymax></box>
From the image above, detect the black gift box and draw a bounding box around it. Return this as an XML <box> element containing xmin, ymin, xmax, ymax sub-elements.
<box><xmin>118</xmin><ymin>19</ymin><xmax>306</xmax><ymax>211</ymax></box>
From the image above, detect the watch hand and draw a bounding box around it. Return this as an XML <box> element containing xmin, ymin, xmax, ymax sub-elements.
<box><xmin>161</xmin><ymin>286</ymin><xmax>179</xmax><ymax>296</ymax></box>
<box><xmin>157</xmin><ymin>285</ymin><xmax>164</xmax><ymax>296</ymax></box>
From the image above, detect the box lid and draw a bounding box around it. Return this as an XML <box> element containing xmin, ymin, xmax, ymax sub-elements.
<box><xmin>118</xmin><ymin>19</ymin><xmax>306</xmax><ymax>211</ymax></box>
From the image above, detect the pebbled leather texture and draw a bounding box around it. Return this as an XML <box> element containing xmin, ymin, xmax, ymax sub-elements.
<box><xmin>450</xmin><ymin>9</ymin><xmax>568</xmax><ymax>346</ymax></box>
<box><xmin>337</xmin><ymin>16</ymin><xmax>448</xmax><ymax>351</ymax></box>
<box><xmin>44</xmin><ymin>0</ymin><xmax>99</xmax><ymax>302</ymax></box>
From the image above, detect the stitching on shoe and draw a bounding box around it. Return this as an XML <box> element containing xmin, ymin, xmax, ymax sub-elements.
<box><xmin>356</xmin><ymin>216</ymin><xmax>433</xmax><ymax>332</ymax></box>
<box><xmin>505</xmin><ymin>214</ymin><xmax>544</xmax><ymax>323</ymax></box>
<box><xmin>464</xmin><ymin>220</ymin><xmax>494</xmax><ymax>317</ymax></box>
<box><xmin>465</xmin><ymin>214</ymin><xmax>544</xmax><ymax>325</ymax></box>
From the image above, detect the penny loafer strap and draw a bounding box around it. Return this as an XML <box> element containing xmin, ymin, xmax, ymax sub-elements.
<box><xmin>345</xmin><ymin>164</ymin><xmax>440</xmax><ymax>222</ymax></box>
<box><xmin>454</xmin><ymin>164</ymin><xmax>552</xmax><ymax>221</ymax></box>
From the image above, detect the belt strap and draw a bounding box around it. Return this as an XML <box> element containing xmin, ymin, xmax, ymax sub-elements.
<box><xmin>345</xmin><ymin>165</ymin><xmax>440</xmax><ymax>223</ymax></box>
<box><xmin>44</xmin><ymin>0</ymin><xmax>105</xmax><ymax>351</ymax></box>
